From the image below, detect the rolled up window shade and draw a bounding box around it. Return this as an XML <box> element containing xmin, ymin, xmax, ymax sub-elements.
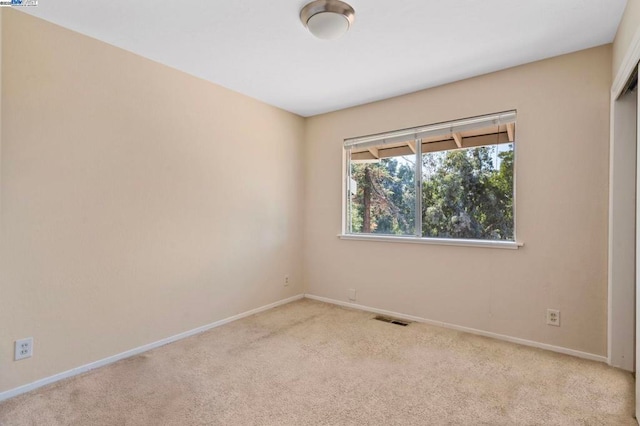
<box><xmin>344</xmin><ymin>110</ymin><xmax>516</xmax><ymax>150</ymax></box>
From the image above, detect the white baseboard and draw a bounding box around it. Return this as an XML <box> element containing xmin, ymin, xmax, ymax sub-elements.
<box><xmin>305</xmin><ymin>294</ymin><xmax>607</xmax><ymax>364</ymax></box>
<box><xmin>0</xmin><ymin>294</ymin><xmax>304</xmax><ymax>403</ymax></box>
<box><xmin>0</xmin><ymin>292</ymin><xmax>607</xmax><ymax>403</ymax></box>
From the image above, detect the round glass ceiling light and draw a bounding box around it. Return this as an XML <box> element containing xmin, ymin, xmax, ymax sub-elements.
<box><xmin>300</xmin><ymin>0</ymin><xmax>355</xmax><ymax>40</ymax></box>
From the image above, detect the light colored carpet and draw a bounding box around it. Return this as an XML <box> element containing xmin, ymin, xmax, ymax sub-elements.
<box><xmin>0</xmin><ymin>299</ymin><xmax>635</xmax><ymax>425</ymax></box>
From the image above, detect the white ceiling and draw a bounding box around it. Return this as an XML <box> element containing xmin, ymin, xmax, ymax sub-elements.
<box><xmin>20</xmin><ymin>0</ymin><xmax>627</xmax><ymax>117</ymax></box>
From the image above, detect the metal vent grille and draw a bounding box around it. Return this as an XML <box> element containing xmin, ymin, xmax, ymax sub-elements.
<box><xmin>373</xmin><ymin>315</ymin><xmax>410</xmax><ymax>326</ymax></box>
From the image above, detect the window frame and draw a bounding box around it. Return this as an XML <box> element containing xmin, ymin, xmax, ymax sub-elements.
<box><xmin>341</xmin><ymin>111</ymin><xmax>522</xmax><ymax>249</ymax></box>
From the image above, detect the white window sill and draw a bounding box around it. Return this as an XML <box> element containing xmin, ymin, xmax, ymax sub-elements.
<box><xmin>338</xmin><ymin>234</ymin><xmax>523</xmax><ymax>250</ymax></box>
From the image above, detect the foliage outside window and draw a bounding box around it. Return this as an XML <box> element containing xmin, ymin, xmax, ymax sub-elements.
<box><xmin>345</xmin><ymin>112</ymin><xmax>515</xmax><ymax>242</ymax></box>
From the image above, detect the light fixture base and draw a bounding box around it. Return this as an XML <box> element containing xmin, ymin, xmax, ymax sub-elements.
<box><xmin>300</xmin><ymin>0</ymin><xmax>355</xmax><ymax>40</ymax></box>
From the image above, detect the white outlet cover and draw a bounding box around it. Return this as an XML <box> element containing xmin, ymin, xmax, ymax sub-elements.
<box><xmin>546</xmin><ymin>309</ymin><xmax>560</xmax><ymax>326</ymax></box>
<box><xmin>15</xmin><ymin>337</ymin><xmax>34</xmax><ymax>361</ymax></box>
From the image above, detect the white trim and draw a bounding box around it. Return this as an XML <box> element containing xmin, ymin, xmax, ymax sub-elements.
<box><xmin>338</xmin><ymin>233</ymin><xmax>523</xmax><ymax>250</ymax></box>
<box><xmin>608</xmin><ymin>94</ymin><xmax>616</xmax><ymax>367</ymax></box>
<box><xmin>608</xmin><ymin>22</ymin><xmax>640</xmax><ymax>370</ymax></box>
<box><xmin>305</xmin><ymin>294</ymin><xmax>607</xmax><ymax>363</ymax></box>
<box><xmin>607</xmin><ymin>92</ymin><xmax>638</xmax><ymax>372</ymax></box>
<box><xmin>0</xmin><ymin>294</ymin><xmax>304</xmax><ymax>403</ymax></box>
<box><xmin>613</xmin><ymin>25</ymin><xmax>640</xmax><ymax>100</ymax></box>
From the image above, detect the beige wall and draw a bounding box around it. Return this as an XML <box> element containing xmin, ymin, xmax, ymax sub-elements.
<box><xmin>613</xmin><ymin>0</ymin><xmax>640</xmax><ymax>81</ymax></box>
<box><xmin>0</xmin><ymin>7</ymin><xmax>617</xmax><ymax>394</ymax></box>
<box><xmin>304</xmin><ymin>46</ymin><xmax>612</xmax><ymax>356</ymax></box>
<box><xmin>0</xmin><ymin>10</ymin><xmax>304</xmax><ymax>392</ymax></box>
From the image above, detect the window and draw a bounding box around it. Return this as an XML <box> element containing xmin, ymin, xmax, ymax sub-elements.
<box><xmin>344</xmin><ymin>111</ymin><xmax>516</xmax><ymax>243</ymax></box>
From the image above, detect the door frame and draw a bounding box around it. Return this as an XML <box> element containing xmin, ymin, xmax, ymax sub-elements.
<box><xmin>609</xmin><ymin>22</ymin><xmax>640</xmax><ymax>422</ymax></box>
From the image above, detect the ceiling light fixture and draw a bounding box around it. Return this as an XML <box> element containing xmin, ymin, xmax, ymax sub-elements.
<box><xmin>300</xmin><ymin>0</ymin><xmax>355</xmax><ymax>40</ymax></box>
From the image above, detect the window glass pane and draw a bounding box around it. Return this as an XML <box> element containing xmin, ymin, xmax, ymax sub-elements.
<box><xmin>348</xmin><ymin>144</ymin><xmax>416</xmax><ymax>236</ymax></box>
<box><xmin>421</xmin><ymin>143</ymin><xmax>514</xmax><ymax>240</ymax></box>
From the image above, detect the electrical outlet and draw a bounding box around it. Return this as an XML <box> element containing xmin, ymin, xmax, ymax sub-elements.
<box><xmin>284</xmin><ymin>275</ymin><xmax>289</xmax><ymax>287</ymax></box>
<box><xmin>348</xmin><ymin>288</ymin><xmax>357</xmax><ymax>301</ymax></box>
<box><xmin>546</xmin><ymin>309</ymin><xmax>560</xmax><ymax>326</ymax></box>
<box><xmin>15</xmin><ymin>337</ymin><xmax>33</xmax><ymax>361</ymax></box>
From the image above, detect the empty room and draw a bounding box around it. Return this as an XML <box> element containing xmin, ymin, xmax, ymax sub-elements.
<box><xmin>1</xmin><ymin>0</ymin><xmax>640</xmax><ymax>424</ymax></box>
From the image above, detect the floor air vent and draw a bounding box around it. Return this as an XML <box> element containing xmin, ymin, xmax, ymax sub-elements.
<box><xmin>373</xmin><ymin>315</ymin><xmax>410</xmax><ymax>326</ymax></box>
